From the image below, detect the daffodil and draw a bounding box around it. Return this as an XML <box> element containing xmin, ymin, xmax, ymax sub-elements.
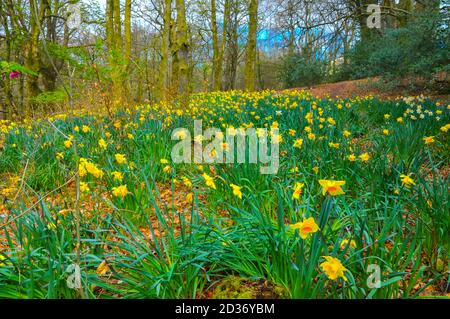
<box><xmin>359</xmin><ymin>152</ymin><xmax>370</xmax><ymax>162</ymax></box>
<box><xmin>230</xmin><ymin>184</ymin><xmax>243</xmax><ymax>199</ymax></box>
<box><xmin>400</xmin><ymin>174</ymin><xmax>415</xmax><ymax>188</ymax></box>
<box><xmin>291</xmin><ymin>217</ymin><xmax>319</xmax><ymax>239</ymax></box>
<box><xmin>111</xmin><ymin>171</ymin><xmax>123</xmax><ymax>182</ymax></box>
<box><xmin>64</xmin><ymin>139</ymin><xmax>72</xmax><ymax>149</ymax></box>
<box><xmin>98</xmin><ymin>138</ymin><xmax>107</xmax><ymax>150</ymax></box>
<box><xmin>82</xmin><ymin>125</ymin><xmax>90</xmax><ymax>133</ymax></box>
<box><xmin>319</xmin><ymin>179</ymin><xmax>345</xmax><ymax>196</ymax></box>
<box><xmin>112</xmin><ymin>185</ymin><xmax>129</xmax><ymax>198</ymax></box>
<box><xmin>320</xmin><ymin>256</ymin><xmax>348</xmax><ymax>281</ymax></box>
<box><xmin>56</xmin><ymin>152</ymin><xmax>64</xmax><ymax>160</ymax></box>
<box><xmin>115</xmin><ymin>153</ymin><xmax>127</xmax><ymax>164</ymax></box>
<box><xmin>202</xmin><ymin>173</ymin><xmax>216</xmax><ymax>190</ymax></box>
<box><xmin>293</xmin><ymin>138</ymin><xmax>303</xmax><ymax>148</ymax></box>
<box><xmin>80</xmin><ymin>181</ymin><xmax>90</xmax><ymax>193</ymax></box>
<box><xmin>340</xmin><ymin>239</ymin><xmax>357</xmax><ymax>249</ymax></box>
<box><xmin>423</xmin><ymin>136</ymin><xmax>434</xmax><ymax>145</ymax></box>
<box><xmin>292</xmin><ymin>182</ymin><xmax>304</xmax><ymax>200</ymax></box>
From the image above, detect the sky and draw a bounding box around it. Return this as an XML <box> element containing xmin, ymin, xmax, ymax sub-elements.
<box><xmin>85</xmin><ymin>0</ymin><xmax>105</xmax><ymax>9</ymax></box>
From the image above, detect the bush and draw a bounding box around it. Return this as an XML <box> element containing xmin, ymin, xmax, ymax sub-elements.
<box><xmin>278</xmin><ymin>53</ymin><xmax>327</xmax><ymax>88</ymax></box>
<box><xmin>342</xmin><ymin>10</ymin><xmax>449</xmax><ymax>83</ymax></box>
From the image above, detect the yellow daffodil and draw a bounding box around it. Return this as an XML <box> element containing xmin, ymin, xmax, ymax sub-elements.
<box><xmin>82</xmin><ymin>125</ymin><xmax>90</xmax><ymax>133</ymax></box>
<box><xmin>292</xmin><ymin>182</ymin><xmax>304</xmax><ymax>200</ymax></box>
<box><xmin>64</xmin><ymin>139</ymin><xmax>72</xmax><ymax>149</ymax></box>
<box><xmin>359</xmin><ymin>152</ymin><xmax>370</xmax><ymax>162</ymax></box>
<box><xmin>98</xmin><ymin>138</ymin><xmax>107</xmax><ymax>150</ymax></box>
<box><xmin>319</xmin><ymin>179</ymin><xmax>345</xmax><ymax>196</ymax></box>
<box><xmin>111</xmin><ymin>171</ymin><xmax>123</xmax><ymax>182</ymax></box>
<box><xmin>230</xmin><ymin>184</ymin><xmax>243</xmax><ymax>199</ymax></box>
<box><xmin>340</xmin><ymin>239</ymin><xmax>357</xmax><ymax>249</ymax></box>
<box><xmin>291</xmin><ymin>217</ymin><xmax>319</xmax><ymax>239</ymax></box>
<box><xmin>115</xmin><ymin>153</ymin><xmax>127</xmax><ymax>164</ymax></box>
<box><xmin>320</xmin><ymin>256</ymin><xmax>348</xmax><ymax>281</ymax></box>
<box><xmin>202</xmin><ymin>173</ymin><xmax>216</xmax><ymax>190</ymax></box>
<box><xmin>423</xmin><ymin>136</ymin><xmax>434</xmax><ymax>145</ymax></box>
<box><xmin>112</xmin><ymin>185</ymin><xmax>128</xmax><ymax>198</ymax></box>
<box><xmin>80</xmin><ymin>181</ymin><xmax>90</xmax><ymax>193</ymax></box>
<box><xmin>400</xmin><ymin>174</ymin><xmax>415</xmax><ymax>188</ymax></box>
<box><xmin>293</xmin><ymin>138</ymin><xmax>303</xmax><ymax>148</ymax></box>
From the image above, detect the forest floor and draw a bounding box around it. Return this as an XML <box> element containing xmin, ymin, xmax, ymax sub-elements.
<box><xmin>300</xmin><ymin>77</ymin><xmax>450</xmax><ymax>101</ymax></box>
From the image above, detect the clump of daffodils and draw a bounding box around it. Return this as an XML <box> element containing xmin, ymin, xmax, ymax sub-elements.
<box><xmin>320</xmin><ymin>256</ymin><xmax>348</xmax><ymax>281</ymax></box>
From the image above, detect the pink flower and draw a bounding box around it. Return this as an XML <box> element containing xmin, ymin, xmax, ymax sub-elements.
<box><xmin>9</xmin><ymin>71</ymin><xmax>21</xmax><ymax>79</ymax></box>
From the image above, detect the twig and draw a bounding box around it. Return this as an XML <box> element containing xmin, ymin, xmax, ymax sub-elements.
<box><xmin>0</xmin><ymin>174</ymin><xmax>76</xmax><ymax>228</ymax></box>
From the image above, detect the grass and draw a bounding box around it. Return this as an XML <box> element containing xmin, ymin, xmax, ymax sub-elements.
<box><xmin>0</xmin><ymin>89</ymin><xmax>449</xmax><ymax>299</ymax></box>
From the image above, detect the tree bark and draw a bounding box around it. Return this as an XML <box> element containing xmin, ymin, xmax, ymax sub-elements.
<box><xmin>158</xmin><ymin>0</ymin><xmax>172</xmax><ymax>101</ymax></box>
<box><xmin>211</xmin><ymin>0</ymin><xmax>220</xmax><ymax>91</ymax></box>
<box><xmin>106</xmin><ymin>0</ymin><xmax>114</xmax><ymax>51</ymax></box>
<box><xmin>26</xmin><ymin>0</ymin><xmax>45</xmax><ymax>110</ymax></box>
<box><xmin>124</xmin><ymin>0</ymin><xmax>132</xmax><ymax>68</ymax></box>
<box><xmin>175</xmin><ymin>0</ymin><xmax>190</xmax><ymax>105</ymax></box>
<box><xmin>244</xmin><ymin>0</ymin><xmax>258</xmax><ymax>91</ymax></box>
<box><xmin>217</xmin><ymin>0</ymin><xmax>229</xmax><ymax>91</ymax></box>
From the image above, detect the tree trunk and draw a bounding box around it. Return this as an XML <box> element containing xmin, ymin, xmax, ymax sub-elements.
<box><xmin>0</xmin><ymin>2</ymin><xmax>12</xmax><ymax>119</ymax></box>
<box><xmin>224</xmin><ymin>0</ymin><xmax>239</xmax><ymax>90</ymax></box>
<box><xmin>175</xmin><ymin>0</ymin><xmax>190</xmax><ymax>105</ymax></box>
<box><xmin>124</xmin><ymin>0</ymin><xmax>132</xmax><ymax>68</ymax></box>
<box><xmin>26</xmin><ymin>0</ymin><xmax>45</xmax><ymax>110</ymax></box>
<box><xmin>114</xmin><ymin>0</ymin><xmax>122</xmax><ymax>51</ymax></box>
<box><xmin>106</xmin><ymin>0</ymin><xmax>114</xmax><ymax>51</ymax></box>
<box><xmin>217</xmin><ymin>0</ymin><xmax>229</xmax><ymax>91</ymax></box>
<box><xmin>124</xmin><ymin>0</ymin><xmax>132</xmax><ymax>99</ymax></box>
<box><xmin>211</xmin><ymin>0</ymin><xmax>220</xmax><ymax>91</ymax></box>
<box><xmin>244</xmin><ymin>0</ymin><xmax>258</xmax><ymax>91</ymax></box>
<box><xmin>158</xmin><ymin>0</ymin><xmax>172</xmax><ymax>101</ymax></box>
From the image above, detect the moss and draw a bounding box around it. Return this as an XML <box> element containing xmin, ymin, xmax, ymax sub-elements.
<box><xmin>212</xmin><ymin>276</ymin><xmax>285</xmax><ymax>299</ymax></box>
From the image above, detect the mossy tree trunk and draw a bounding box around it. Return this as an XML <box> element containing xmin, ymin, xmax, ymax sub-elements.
<box><xmin>26</xmin><ymin>0</ymin><xmax>46</xmax><ymax>110</ymax></box>
<box><xmin>0</xmin><ymin>2</ymin><xmax>12</xmax><ymax>119</ymax></box>
<box><xmin>244</xmin><ymin>0</ymin><xmax>258</xmax><ymax>91</ymax></box>
<box><xmin>158</xmin><ymin>0</ymin><xmax>172</xmax><ymax>102</ymax></box>
<box><xmin>124</xmin><ymin>0</ymin><xmax>132</xmax><ymax>99</ymax></box>
<box><xmin>175</xmin><ymin>0</ymin><xmax>190</xmax><ymax>105</ymax></box>
<box><xmin>217</xmin><ymin>0</ymin><xmax>230</xmax><ymax>91</ymax></box>
<box><xmin>211</xmin><ymin>0</ymin><xmax>220</xmax><ymax>91</ymax></box>
<box><xmin>106</xmin><ymin>0</ymin><xmax>114</xmax><ymax>51</ymax></box>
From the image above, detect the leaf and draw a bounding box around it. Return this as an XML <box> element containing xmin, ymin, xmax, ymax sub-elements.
<box><xmin>96</xmin><ymin>260</ymin><xmax>110</xmax><ymax>275</ymax></box>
